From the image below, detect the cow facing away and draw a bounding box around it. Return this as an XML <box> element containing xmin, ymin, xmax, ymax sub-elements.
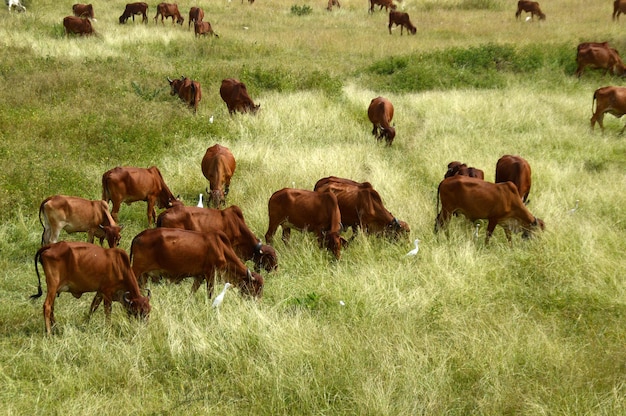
<box><xmin>435</xmin><ymin>175</ymin><xmax>544</xmax><ymax>244</ymax></box>
<box><xmin>388</xmin><ymin>11</ymin><xmax>416</xmax><ymax>36</ymax></box>
<box><xmin>195</xmin><ymin>21</ymin><xmax>218</xmax><ymax>38</ymax></box>
<box><xmin>156</xmin><ymin>204</ymin><xmax>278</xmax><ymax>272</ymax></box>
<box><xmin>201</xmin><ymin>144</ymin><xmax>236</xmax><ymax>209</ymax></box>
<box><xmin>368</xmin><ymin>96</ymin><xmax>396</xmax><ymax>146</ymax></box>
<box><xmin>102</xmin><ymin>166</ymin><xmax>180</xmax><ymax>226</ymax></box>
<box><xmin>119</xmin><ymin>2</ymin><xmax>148</xmax><ymax>24</ymax></box>
<box><xmin>31</xmin><ymin>242</ymin><xmax>151</xmax><ymax>336</ymax></box>
<box><xmin>188</xmin><ymin>6</ymin><xmax>204</xmax><ymax>30</ymax></box>
<box><xmin>575</xmin><ymin>43</ymin><xmax>625</xmax><ymax>78</ymax></box>
<box><xmin>614</xmin><ymin>0</ymin><xmax>626</xmax><ymax>21</ymax></box>
<box><xmin>8</xmin><ymin>0</ymin><xmax>26</xmax><ymax>12</ymax></box>
<box><xmin>369</xmin><ymin>0</ymin><xmax>396</xmax><ymax>13</ymax></box>
<box><xmin>515</xmin><ymin>1</ymin><xmax>545</xmax><ymax>20</ymax></box>
<box><xmin>39</xmin><ymin>195</ymin><xmax>122</xmax><ymax>248</ymax></box>
<box><xmin>63</xmin><ymin>16</ymin><xmax>94</xmax><ymax>36</ymax></box>
<box><xmin>590</xmin><ymin>86</ymin><xmax>626</xmax><ymax>133</ymax></box>
<box><xmin>327</xmin><ymin>0</ymin><xmax>340</xmax><ymax>11</ymax></box>
<box><xmin>72</xmin><ymin>4</ymin><xmax>95</xmax><ymax>19</ymax></box>
<box><xmin>495</xmin><ymin>155</ymin><xmax>532</xmax><ymax>204</ymax></box>
<box><xmin>154</xmin><ymin>2</ymin><xmax>184</xmax><ymax>25</ymax></box>
<box><xmin>219</xmin><ymin>78</ymin><xmax>260</xmax><ymax>115</ymax></box>
<box><xmin>265</xmin><ymin>188</ymin><xmax>345</xmax><ymax>260</ymax></box>
<box><xmin>444</xmin><ymin>161</ymin><xmax>485</xmax><ymax>180</ymax></box>
<box><xmin>167</xmin><ymin>76</ymin><xmax>202</xmax><ymax>113</ymax></box>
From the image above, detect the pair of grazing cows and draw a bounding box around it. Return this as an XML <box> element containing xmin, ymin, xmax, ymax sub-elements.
<box><xmin>575</xmin><ymin>42</ymin><xmax>625</xmax><ymax>78</ymax></box>
<box><xmin>62</xmin><ymin>3</ymin><xmax>97</xmax><ymax>36</ymax></box>
<box><xmin>368</xmin><ymin>0</ymin><xmax>416</xmax><ymax>35</ymax></box>
<box><xmin>168</xmin><ymin>76</ymin><xmax>260</xmax><ymax>115</ymax></box>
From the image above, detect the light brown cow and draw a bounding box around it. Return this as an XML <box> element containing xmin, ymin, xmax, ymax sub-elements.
<box><xmin>388</xmin><ymin>11</ymin><xmax>416</xmax><ymax>36</ymax></box>
<box><xmin>102</xmin><ymin>166</ymin><xmax>180</xmax><ymax>226</ymax></box>
<box><xmin>31</xmin><ymin>242</ymin><xmax>151</xmax><ymax>336</ymax></box>
<box><xmin>167</xmin><ymin>76</ymin><xmax>202</xmax><ymax>113</ymax></box>
<box><xmin>195</xmin><ymin>21</ymin><xmax>218</xmax><ymax>38</ymax></box>
<box><xmin>515</xmin><ymin>1</ymin><xmax>545</xmax><ymax>20</ymax></box>
<box><xmin>367</xmin><ymin>96</ymin><xmax>396</xmax><ymax>146</ymax></box>
<box><xmin>119</xmin><ymin>2</ymin><xmax>148</xmax><ymax>24</ymax></box>
<box><xmin>154</xmin><ymin>2</ymin><xmax>184</xmax><ymax>25</ymax></box>
<box><xmin>614</xmin><ymin>0</ymin><xmax>626</xmax><ymax>21</ymax></box>
<box><xmin>590</xmin><ymin>86</ymin><xmax>626</xmax><ymax>133</ymax></box>
<box><xmin>495</xmin><ymin>155</ymin><xmax>532</xmax><ymax>204</ymax></box>
<box><xmin>445</xmin><ymin>161</ymin><xmax>485</xmax><ymax>180</ymax></box>
<box><xmin>201</xmin><ymin>144</ymin><xmax>236</xmax><ymax>209</ymax></box>
<box><xmin>369</xmin><ymin>0</ymin><xmax>396</xmax><ymax>13</ymax></box>
<box><xmin>435</xmin><ymin>175</ymin><xmax>544</xmax><ymax>244</ymax></box>
<box><xmin>188</xmin><ymin>6</ymin><xmax>204</xmax><ymax>30</ymax></box>
<box><xmin>39</xmin><ymin>195</ymin><xmax>122</xmax><ymax>248</ymax></box>
<box><xmin>575</xmin><ymin>43</ymin><xmax>625</xmax><ymax>78</ymax></box>
<box><xmin>72</xmin><ymin>3</ymin><xmax>95</xmax><ymax>19</ymax></box>
<box><xmin>63</xmin><ymin>16</ymin><xmax>94</xmax><ymax>36</ymax></box>
<box><xmin>157</xmin><ymin>204</ymin><xmax>278</xmax><ymax>272</ymax></box>
<box><xmin>219</xmin><ymin>78</ymin><xmax>260</xmax><ymax>115</ymax></box>
<box><xmin>265</xmin><ymin>188</ymin><xmax>345</xmax><ymax>259</ymax></box>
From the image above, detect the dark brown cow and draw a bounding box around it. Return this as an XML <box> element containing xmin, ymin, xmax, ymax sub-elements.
<box><xmin>388</xmin><ymin>11</ymin><xmax>416</xmax><ymax>36</ymax></box>
<box><xmin>72</xmin><ymin>3</ymin><xmax>95</xmax><ymax>19</ymax></box>
<box><xmin>219</xmin><ymin>78</ymin><xmax>260</xmax><ymax>115</ymax></box>
<box><xmin>515</xmin><ymin>1</ymin><xmax>545</xmax><ymax>20</ymax></box>
<box><xmin>575</xmin><ymin>43</ymin><xmax>625</xmax><ymax>78</ymax></box>
<box><xmin>313</xmin><ymin>176</ymin><xmax>409</xmax><ymax>239</ymax></box>
<box><xmin>195</xmin><ymin>21</ymin><xmax>218</xmax><ymax>38</ymax></box>
<box><xmin>369</xmin><ymin>0</ymin><xmax>396</xmax><ymax>13</ymax></box>
<box><xmin>201</xmin><ymin>144</ymin><xmax>236</xmax><ymax>209</ymax></box>
<box><xmin>435</xmin><ymin>176</ymin><xmax>544</xmax><ymax>244</ymax></box>
<box><xmin>188</xmin><ymin>6</ymin><xmax>204</xmax><ymax>30</ymax></box>
<box><xmin>445</xmin><ymin>161</ymin><xmax>485</xmax><ymax>180</ymax></box>
<box><xmin>590</xmin><ymin>86</ymin><xmax>626</xmax><ymax>133</ymax></box>
<box><xmin>495</xmin><ymin>155</ymin><xmax>532</xmax><ymax>204</ymax></box>
<box><xmin>157</xmin><ymin>205</ymin><xmax>278</xmax><ymax>272</ymax></box>
<box><xmin>39</xmin><ymin>195</ymin><xmax>122</xmax><ymax>248</ymax></box>
<box><xmin>367</xmin><ymin>96</ymin><xmax>396</xmax><ymax>146</ymax></box>
<box><xmin>30</xmin><ymin>242</ymin><xmax>151</xmax><ymax>336</ymax></box>
<box><xmin>119</xmin><ymin>2</ymin><xmax>149</xmax><ymax>24</ymax></box>
<box><xmin>614</xmin><ymin>0</ymin><xmax>626</xmax><ymax>21</ymax></box>
<box><xmin>154</xmin><ymin>2</ymin><xmax>184</xmax><ymax>25</ymax></box>
<box><xmin>129</xmin><ymin>228</ymin><xmax>264</xmax><ymax>298</ymax></box>
<box><xmin>167</xmin><ymin>76</ymin><xmax>202</xmax><ymax>113</ymax></box>
<box><xmin>327</xmin><ymin>0</ymin><xmax>340</xmax><ymax>11</ymax></box>
<box><xmin>265</xmin><ymin>188</ymin><xmax>345</xmax><ymax>259</ymax></box>
<box><xmin>102</xmin><ymin>166</ymin><xmax>180</xmax><ymax>226</ymax></box>
<box><xmin>63</xmin><ymin>16</ymin><xmax>94</xmax><ymax>36</ymax></box>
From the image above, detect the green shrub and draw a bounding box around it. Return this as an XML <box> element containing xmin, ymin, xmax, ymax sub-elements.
<box><xmin>290</xmin><ymin>4</ymin><xmax>313</xmax><ymax>16</ymax></box>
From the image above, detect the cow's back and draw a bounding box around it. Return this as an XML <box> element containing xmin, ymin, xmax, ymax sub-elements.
<box><xmin>495</xmin><ymin>155</ymin><xmax>531</xmax><ymax>202</ymax></box>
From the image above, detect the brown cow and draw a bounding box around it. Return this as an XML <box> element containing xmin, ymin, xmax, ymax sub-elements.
<box><xmin>63</xmin><ymin>16</ymin><xmax>94</xmax><ymax>36</ymax></box>
<box><xmin>590</xmin><ymin>86</ymin><xmax>626</xmax><ymax>133</ymax></box>
<box><xmin>195</xmin><ymin>21</ymin><xmax>218</xmax><ymax>38</ymax></box>
<box><xmin>265</xmin><ymin>188</ymin><xmax>345</xmax><ymax>259</ymax></box>
<box><xmin>201</xmin><ymin>144</ymin><xmax>236</xmax><ymax>209</ymax></box>
<box><xmin>515</xmin><ymin>1</ymin><xmax>545</xmax><ymax>20</ymax></box>
<box><xmin>614</xmin><ymin>0</ymin><xmax>626</xmax><ymax>21</ymax></box>
<box><xmin>495</xmin><ymin>155</ymin><xmax>532</xmax><ymax>204</ymax></box>
<box><xmin>369</xmin><ymin>0</ymin><xmax>396</xmax><ymax>13</ymax></box>
<box><xmin>156</xmin><ymin>205</ymin><xmax>278</xmax><ymax>272</ymax></box>
<box><xmin>72</xmin><ymin>3</ymin><xmax>95</xmax><ymax>19</ymax></box>
<box><xmin>327</xmin><ymin>0</ymin><xmax>340</xmax><ymax>11</ymax></box>
<box><xmin>313</xmin><ymin>176</ymin><xmax>409</xmax><ymax>239</ymax></box>
<box><xmin>188</xmin><ymin>6</ymin><xmax>204</xmax><ymax>30</ymax></box>
<box><xmin>167</xmin><ymin>76</ymin><xmax>202</xmax><ymax>113</ymax></box>
<box><xmin>367</xmin><ymin>96</ymin><xmax>396</xmax><ymax>146</ymax></box>
<box><xmin>129</xmin><ymin>228</ymin><xmax>264</xmax><ymax>298</ymax></box>
<box><xmin>39</xmin><ymin>195</ymin><xmax>122</xmax><ymax>248</ymax></box>
<box><xmin>435</xmin><ymin>176</ymin><xmax>544</xmax><ymax>244</ymax></box>
<box><xmin>119</xmin><ymin>2</ymin><xmax>149</xmax><ymax>24</ymax></box>
<box><xmin>445</xmin><ymin>161</ymin><xmax>485</xmax><ymax>180</ymax></box>
<box><xmin>102</xmin><ymin>166</ymin><xmax>180</xmax><ymax>226</ymax></box>
<box><xmin>388</xmin><ymin>11</ymin><xmax>416</xmax><ymax>36</ymax></box>
<box><xmin>154</xmin><ymin>3</ymin><xmax>184</xmax><ymax>25</ymax></box>
<box><xmin>30</xmin><ymin>242</ymin><xmax>151</xmax><ymax>336</ymax></box>
<box><xmin>575</xmin><ymin>43</ymin><xmax>625</xmax><ymax>78</ymax></box>
<box><xmin>219</xmin><ymin>78</ymin><xmax>260</xmax><ymax>115</ymax></box>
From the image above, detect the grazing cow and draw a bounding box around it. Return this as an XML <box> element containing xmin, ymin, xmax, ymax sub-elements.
<box><xmin>7</xmin><ymin>0</ymin><xmax>26</xmax><ymax>12</ymax></box>
<box><xmin>575</xmin><ymin>43</ymin><xmax>625</xmax><ymax>78</ymax></box>
<box><xmin>72</xmin><ymin>4</ymin><xmax>95</xmax><ymax>19</ymax></box>
<box><xmin>195</xmin><ymin>21</ymin><xmax>218</xmax><ymax>38</ymax></box>
<box><xmin>188</xmin><ymin>6</ymin><xmax>204</xmax><ymax>30</ymax></box>
<box><xmin>495</xmin><ymin>155</ymin><xmax>532</xmax><ymax>204</ymax></box>
<box><xmin>154</xmin><ymin>2</ymin><xmax>184</xmax><ymax>25</ymax></box>
<box><xmin>313</xmin><ymin>176</ymin><xmax>409</xmax><ymax>240</ymax></box>
<box><xmin>39</xmin><ymin>195</ymin><xmax>122</xmax><ymax>248</ymax></box>
<box><xmin>590</xmin><ymin>86</ymin><xmax>626</xmax><ymax>133</ymax></box>
<box><xmin>614</xmin><ymin>0</ymin><xmax>626</xmax><ymax>21</ymax></box>
<box><xmin>119</xmin><ymin>2</ymin><xmax>149</xmax><ymax>24</ymax></box>
<box><xmin>515</xmin><ymin>1</ymin><xmax>545</xmax><ymax>20</ymax></box>
<box><xmin>102</xmin><ymin>166</ymin><xmax>180</xmax><ymax>226</ymax></box>
<box><xmin>327</xmin><ymin>0</ymin><xmax>340</xmax><ymax>11</ymax></box>
<box><xmin>201</xmin><ymin>144</ymin><xmax>236</xmax><ymax>209</ymax></box>
<box><xmin>369</xmin><ymin>0</ymin><xmax>396</xmax><ymax>13</ymax></box>
<box><xmin>388</xmin><ymin>11</ymin><xmax>416</xmax><ymax>36</ymax></box>
<box><xmin>167</xmin><ymin>76</ymin><xmax>202</xmax><ymax>113</ymax></box>
<box><xmin>63</xmin><ymin>16</ymin><xmax>94</xmax><ymax>36</ymax></box>
<box><xmin>31</xmin><ymin>242</ymin><xmax>151</xmax><ymax>336</ymax></box>
<box><xmin>157</xmin><ymin>205</ymin><xmax>278</xmax><ymax>272</ymax></box>
<box><xmin>367</xmin><ymin>96</ymin><xmax>396</xmax><ymax>146</ymax></box>
<box><xmin>129</xmin><ymin>228</ymin><xmax>264</xmax><ymax>298</ymax></box>
<box><xmin>444</xmin><ymin>161</ymin><xmax>485</xmax><ymax>180</ymax></box>
<box><xmin>435</xmin><ymin>175</ymin><xmax>544</xmax><ymax>244</ymax></box>
<box><xmin>219</xmin><ymin>78</ymin><xmax>260</xmax><ymax>115</ymax></box>
<box><xmin>265</xmin><ymin>188</ymin><xmax>345</xmax><ymax>260</ymax></box>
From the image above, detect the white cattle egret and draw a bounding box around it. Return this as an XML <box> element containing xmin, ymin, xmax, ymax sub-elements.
<box><xmin>473</xmin><ymin>222</ymin><xmax>481</xmax><ymax>238</ymax></box>
<box><xmin>212</xmin><ymin>282</ymin><xmax>232</xmax><ymax>308</ymax></box>
<box><xmin>568</xmin><ymin>200</ymin><xmax>579</xmax><ymax>215</ymax></box>
<box><xmin>406</xmin><ymin>239</ymin><xmax>420</xmax><ymax>256</ymax></box>
<box><xmin>209</xmin><ymin>115</ymin><xmax>214</xmax><ymax>124</ymax></box>
<box><xmin>197</xmin><ymin>193</ymin><xmax>203</xmax><ymax>208</ymax></box>
<box><xmin>525</xmin><ymin>16</ymin><xmax>531</xmax><ymax>22</ymax></box>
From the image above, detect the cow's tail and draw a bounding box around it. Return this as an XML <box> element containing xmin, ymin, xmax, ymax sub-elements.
<box><xmin>31</xmin><ymin>246</ymin><xmax>49</xmax><ymax>300</ymax></box>
<box><xmin>101</xmin><ymin>173</ymin><xmax>110</xmax><ymax>203</ymax></box>
<box><xmin>592</xmin><ymin>90</ymin><xmax>598</xmax><ymax>116</ymax></box>
<box><xmin>434</xmin><ymin>180</ymin><xmax>443</xmax><ymax>233</ymax></box>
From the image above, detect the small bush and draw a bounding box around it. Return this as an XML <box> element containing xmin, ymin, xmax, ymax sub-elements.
<box><xmin>290</xmin><ymin>4</ymin><xmax>313</xmax><ymax>16</ymax></box>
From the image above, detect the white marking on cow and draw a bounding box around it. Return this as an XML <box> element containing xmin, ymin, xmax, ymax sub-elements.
<box><xmin>197</xmin><ymin>193</ymin><xmax>204</xmax><ymax>208</ymax></box>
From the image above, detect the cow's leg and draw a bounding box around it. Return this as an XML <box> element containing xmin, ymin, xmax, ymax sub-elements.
<box><xmin>88</xmin><ymin>293</ymin><xmax>103</xmax><ymax>319</ymax></box>
<box><xmin>190</xmin><ymin>276</ymin><xmax>204</xmax><ymax>294</ymax></box>
<box><xmin>111</xmin><ymin>200</ymin><xmax>121</xmax><ymax>223</ymax></box>
<box><xmin>265</xmin><ymin>221</ymin><xmax>279</xmax><ymax>244</ymax></box>
<box><xmin>434</xmin><ymin>210</ymin><xmax>450</xmax><ymax>234</ymax></box>
<box><xmin>590</xmin><ymin>112</ymin><xmax>605</xmax><ymax>132</ymax></box>
<box><xmin>147</xmin><ymin>199</ymin><xmax>156</xmax><ymax>226</ymax></box>
<box><xmin>485</xmin><ymin>219</ymin><xmax>498</xmax><ymax>244</ymax></box>
<box><xmin>372</xmin><ymin>125</ymin><xmax>379</xmax><ymax>137</ymax></box>
<box><xmin>103</xmin><ymin>299</ymin><xmax>113</xmax><ymax>322</ymax></box>
<box><xmin>281</xmin><ymin>226</ymin><xmax>291</xmax><ymax>243</ymax></box>
<box><xmin>43</xmin><ymin>293</ymin><xmax>56</xmax><ymax>336</ymax></box>
<box><xmin>574</xmin><ymin>64</ymin><xmax>584</xmax><ymax>78</ymax></box>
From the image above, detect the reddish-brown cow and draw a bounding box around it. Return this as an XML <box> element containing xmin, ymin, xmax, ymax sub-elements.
<box><xmin>575</xmin><ymin>43</ymin><xmax>625</xmax><ymax>77</ymax></box>
<box><xmin>72</xmin><ymin>3</ymin><xmax>95</xmax><ymax>19</ymax></box>
<box><xmin>63</xmin><ymin>16</ymin><xmax>94</xmax><ymax>36</ymax></box>
<box><xmin>515</xmin><ymin>1</ymin><xmax>545</xmax><ymax>20</ymax></box>
<box><xmin>369</xmin><ymin>0</ymin><xmax>396</xmax><ymax>13</ymax></box>
<box><xmin>188</xmin><ymin>6</ymin><xmax>204</xmax><ymax>29</ymax></box>
<box><xmin>195</xmin><ymin>21</ymin><xmax>218</xmax><ymax>37</ymax></box>
<box><xmin>590</xmin><ymin>86</ymin><xmax>626</xmax><ymax>133</ymax></box>
<box><xmin>445</xmin><ymin>161</ymin><xmax>485</xmax><ymax>180</ymax></box>
<box><xmin>614</xmin><ymin>0</ymin><xmax>626</xmax><ymax>21</ymax></box>
<box><xmin>368</xmin><ymin>96</ymin><xmax>396</xmax><ymax>146</ymax></box>
<box><xmin>327</xmin><ymin>0</ymin><xmax>340</xmax><ymax>11</ymax></box>
<box><xmin>102</xmin><ymin>166</ymin><xmax>180</xmax><ymax>226</ymax></box>
<box><xmin>201</xmin><ymin>144</ymin><xmax>236</xmax><ymax>209</ymax></box>
<box><xmin>435</xmin><ymin>176</ymin><xmax>544</xmax><ymax>244</ymax></box>
<box><xmin>219</xmin><ymin>78</ymin><xmax>260</xmax><ymax>115</ymax></box>
<box><xmin>495</xmin><ymin>155</ymin><xmax>532</xmax><ymax>204</ymax></box>
<box><xmin>31</xmin><ymin>242</ymin><xmax>151</xmax><ymax>336</ymax></box>
<box><xmin>119</xmin><ymin>2</ymin><xmax>148</xmax><ymax>24</ymax></box>
<box><xmin>388</xmin><ymin>11</ymin><xmax>416</xmax><ymax>35</ymax></box>
<box><xmin>154</xmin><ymin>2</ymin><xmax>184</xmax><ymax>25</ymax></box>
<box><xmin>167</xmin><ymin>76</ymin><xmax>202</xmax><ymax>113</ymax></box>
<box><xmin>39</xmin><ymin>195</ymin><xmax>122</xmax><ymax>248</ymax></box>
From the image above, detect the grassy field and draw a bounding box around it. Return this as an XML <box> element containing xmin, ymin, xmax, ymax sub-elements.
<box><xmin>1</xmin><ymin>0</ymin><xmax>625</xmax><ymax>414</ymax></box>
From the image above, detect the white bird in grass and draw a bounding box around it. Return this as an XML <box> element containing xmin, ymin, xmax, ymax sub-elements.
<box><xmin>473</xmin><ymin>222</ymin><xmax>481</xmax><ymax>238</ymax></box>
<box><xmin>568</xmin><ymin>200</ymin><xmax>579</xmax><ymax>215</ymax></box>
<box><xmin>209</xmin><ymin>115</ymin><xmax>214</xmax><ymax>124</ymax></box>
<box><xmin>406</xmin><ymin>238</ymin><xmax>420</xmax><ymax>256</ymax></box>
<box><xmin>212</xmin><ymin>282</ymin><xmax>232</xmax><ymax>308</ymax></box>
<box><xmin>197</xmin><ymin>193</ymin><xmax>203</xmax><ymax>208</ymax></box>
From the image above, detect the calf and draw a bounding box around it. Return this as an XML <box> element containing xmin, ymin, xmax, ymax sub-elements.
<box><xmin>188</xmin><ymin>6</ymin><xmax>204</xmax><ymax>30</ymax></box>
<box><xmin>515</xmin><ymin>1</ymin><xmax>545</xmax><ymax>20</ymax></box>
<box><xmin>575</xmin><ymin>43</ymin><xmax>625</xmax><ymax>77</ymax></box>
<box><xmin>590</xmin><ymin>86</ymin><xmax>626</xmax><ymax>133</ymax></box>
<box><xmin>614</xmin><ymin>0</ymin><xmax>626</xmax><ymax>21</ymax></box>
<box><xmin>201</xmin><ymin>144</ymin><xmax>236</xmax><ymax>208</ymax></box>
<box><xmin>367</xmin><ymin>96</ymin><xmax>396</xmax><ymax>145</ymax></box>
<box><xmin>327</xmin><ymin>0</ymin><xmax>340</xmax><ymax>11</ymax></box>
<box><xmin>154</xmin><ymin>2</ymin><xmax>184</xmax><ymax>25</ymax></box>
<box><xmin>219</xmin><ymin>78</ymin><xmax>260</xmax><ymax>115</ymax></box>
<box><xmin>388</xmin><ymin>11</ymin><xmax>416</xmax><ymax>36</ymax></box>
<box><xmin>195</xmin><ymin>21</ymin><xmax>218</xmax><ymax>38</ymax></box>
<box><xmin>72</xmin><ymin>3</ymin><xmax>95</xmax><ymax>19</ymax></box>
<box><xmin>495</xmin><ymin>155</ymin><xmax>532</xmax><ymax>203</ymax></box>
<box><xmin>119</xmin><ymin>2</ymin><xmax>149</xmax><ymax>24</ymax></box>
<box><xmin>445</xmin><ymin>161</ymin><xmax>485</xmax><ymax>180</ymax></box>
<box><xmin>168</xmin><ymin>76</ymin><xmax>202</xmax><ymax>113</ymax></box>
<box><xmin>63</xmin><ymin>16</ymin><xmax>94</xmax><ymax>36</ymax></box>
<box><xmin>369</xmin><ymin>0</ymin><xmax>396</xmax><ymax>13</ymax></box>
